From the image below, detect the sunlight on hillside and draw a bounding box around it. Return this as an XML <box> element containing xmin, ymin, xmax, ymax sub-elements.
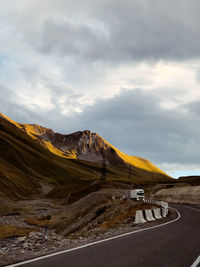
<box><xmin>0</xmin><ymin>112</ymin><xmax>169</xmax><ymax>177</ymax></box>
<box><xmin>0</xmin><ymin>113</ymin><xmax>21</xmax><ymax>129</ymax></box>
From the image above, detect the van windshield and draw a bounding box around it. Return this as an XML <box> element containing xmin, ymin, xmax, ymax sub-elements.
<box><xmin>137</xmin><ymin>192</ymin><xmax>144</xmax><ymax>196</ymax></box>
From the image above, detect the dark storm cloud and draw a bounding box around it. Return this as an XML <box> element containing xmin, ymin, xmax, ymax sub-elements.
<box><xmin>21</xmin><ymin>0</ymin><xmax>200</xmax><ymax>63</ymax></box>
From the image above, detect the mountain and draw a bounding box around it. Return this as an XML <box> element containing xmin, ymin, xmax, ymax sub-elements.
<box><xmin>0</xmin><ymin>113</ymin><xmax>169</xmax><ymax>176</ymax></box>
<box><xmin>0</xmin><ymin>114</ymin><xmax>102</xmax><ymax>200</ymax></box>
<box><xmin>0</xmin><ymin>113</ymin><xmax>173</xmax><ymax>200</ymax></box>
<box><xmin>178</xmin><ymin>176</ymin><xmax>200</xmax><ymax>186</ymax></box>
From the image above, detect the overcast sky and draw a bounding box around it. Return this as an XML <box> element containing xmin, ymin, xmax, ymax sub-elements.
<box><xmin>1</xmin><ymin>0</ymin><xmax>200</xmax><ymax>178</ymax></box>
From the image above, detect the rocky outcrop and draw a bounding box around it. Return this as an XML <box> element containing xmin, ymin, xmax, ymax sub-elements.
<box><xmin>154</xmin><ymin>186</ymin><xmax>200</xmax><ymax>204</ymax></box>
<box><xmin>0</xmin><ymin>112</ymin><xmax>172</xmax><ymax>181</ymax></box>
<box><xmin>20</xmin><ymin>126</ymin><xmax>170</xmax><ymax>177</ymax></box>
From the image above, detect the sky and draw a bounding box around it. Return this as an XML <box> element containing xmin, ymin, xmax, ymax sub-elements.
<box><xmin>1</xmin><ymin>0</ymin><xmax>200</xmax><ymax>178</ymax></box>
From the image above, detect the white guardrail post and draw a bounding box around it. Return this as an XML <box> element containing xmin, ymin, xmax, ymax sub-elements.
<box><xmin>145</xmin><ymin>209</ymin><xmax>156</xmax><ymax>221</ymax></box>
<box><xmin>135</xmin><ymin>198</ymin><xmax>169</xmax><ymax>224</ymax></box>
<box><xmin>135</xmin><ymin>210</ymin><xmax>147</xmax><ymax>224</ymax></box>
<box><xmin>153</xmin><ymin>208</ymin><xmax>162</xmax><ymax>219</ymax></box>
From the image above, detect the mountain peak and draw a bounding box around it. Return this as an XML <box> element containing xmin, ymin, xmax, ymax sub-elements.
<box><xmin>0</xmin><ymin>113</ymin><xmax>171</xmax><ymax>178</ymax></box>
<box><xmin>83</xmin><ymin>129</ymin><xmax>92</xmax><ymax>134</ymax></box>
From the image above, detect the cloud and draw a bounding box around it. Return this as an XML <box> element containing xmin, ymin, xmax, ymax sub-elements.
<box><xmin>5</xmin><ymin>0</ymin><xmax>200</xmax><ymax>64</ymax></box>
<box><xmin>184</xmin><ymin>100</ymin><xmax>200</xmax><ymax>116</ymax></box>
<box><xmin>1</xmin><ymin>0</ymin><xmax>200</xmax><ymax>176</ymax></box>
<box><xmin>1</xmin><ymin>75</ymin><xmax>200</xmax><ymax>174</ymax></box>
<box><xmin>3</xmin><ymin>88</ymin><xmax>194</xmax><ymax>171</ymax></box>
<box><xmin>63</xmin><ymin>89</ymin><xmax>200</xmax><ymax>167</ymax></box>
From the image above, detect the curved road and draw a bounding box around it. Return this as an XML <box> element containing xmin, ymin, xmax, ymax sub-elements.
<box><xmin>8</xmin><ymin>204</ymin><xmax>200</xmax><ymax>267</ymax></box>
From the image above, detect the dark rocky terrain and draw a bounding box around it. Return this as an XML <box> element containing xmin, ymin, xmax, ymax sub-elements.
<box><xmin>178</xmin><ymin>175</ymin><xmax>200</xmax><ymax>186</ymax></box>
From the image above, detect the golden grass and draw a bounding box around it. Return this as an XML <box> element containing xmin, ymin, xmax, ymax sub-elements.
<box><xmin>2</xmin><ymin>112</ymin><xmax>169</xmax><ymax>178</ymax></box>
<box><xmin>100</xmin><ymin>203</ymin><xmax>156</xmax><ymax>230</ymax></box>
<box><xmin>100</xmin><ymin>208</ymin><xmax>137</xmax><ymax>229</ymax></box>
<box><xmin>21</xmin><ymin>124</ymin><xmax>77</xmax><ymax>159</ymax></box>
<box><xmin>0</xmin><ymin>225</ymin><xmax>38</xmax><ymax>239</ymax></box>
<box><xmin>0</xmin><ymin>113</ymin><xmax>21</xmax><ymax>129</ymax></box>
<box><xmin>0</xmin><ymin>113</ymin><xmax>174</xmax><ymax>202</ymax></box>
<box><xmin>25</xmin><ymin>217</ymin><xmax>50</xmax><ymax>227</ymax></box>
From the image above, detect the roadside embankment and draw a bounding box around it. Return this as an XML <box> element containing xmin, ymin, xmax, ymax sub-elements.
<box><xmin>0</xmin><ymin>199</ymin><xmax>175</xmax><ymax>267</ymax></box>
<box><xmin>153</xmin><ymin>185</ymin><xmax>200</xmax><ymax>204</ymax></box>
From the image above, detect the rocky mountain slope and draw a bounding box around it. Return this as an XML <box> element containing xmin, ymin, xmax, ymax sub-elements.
<box><xmin>0</xmin><ymin>115</ymin><xmax>102</xmax><ymax>201</ymax></box>
<box><xmin>0</xmin><ymin>113</ymin><xmax>170</xmax><ymax>179</ymax></box>
<box><xmin>0</xmin><ymin>112</ymin><xmax>174</xmax><ymax>202</ymax></box>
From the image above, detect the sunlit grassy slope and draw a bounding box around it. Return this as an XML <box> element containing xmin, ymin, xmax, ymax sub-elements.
<box><xmin>0</xmin><ymin>113</ymin><xmax>169</xmax><ymax>177</ymax></box>
<box><xmin>0</xmin><ymin>113</ymin><xmax>173</xmax><ymax>200</ymax></box>
<box><xmin>99</xmin><ymin>137</ymin><xmax>168</xmax><ymax>176</ymax></box>
<box><xmin>0</xmin><ymin>116</ymin><xmax>100</xmax><ymax>199</ymax></box>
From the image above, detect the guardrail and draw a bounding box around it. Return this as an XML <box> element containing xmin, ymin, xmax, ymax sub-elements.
<box><xmin>135</xmin><ymin>199</ymin><xmax>169</xmax><ymax>224</ymax></box>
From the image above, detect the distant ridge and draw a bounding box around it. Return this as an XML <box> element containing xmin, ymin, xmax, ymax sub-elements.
<box><xmin>178</xmin><ymin>175</ymin><xmax>200</xmax><ymax>186</ymax></box>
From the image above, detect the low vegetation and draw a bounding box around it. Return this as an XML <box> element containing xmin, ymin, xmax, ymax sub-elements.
<box><xmin>100</xmin><ymin>202</ymin><xmax>155</xmax><ymax>230</ymax></box>
<box><xmin>0</xmin><ymin>225</ymin><xmax>38</xmax><ymax>239</ymax></box>
<box><xmin>25</xmin><ymin>216</ymin><xmax>51</xmax><ymax>228</ymax></box>
<box><xmin>48</xmin><ymin>191</ymin><xmax>157</xmax><ymax>238</ymax></box>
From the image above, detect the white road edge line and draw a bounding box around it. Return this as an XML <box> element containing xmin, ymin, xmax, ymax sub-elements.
<box><xmin>6</xmin><ymin>207</ymin><xmax>181</xmax><ymax>267</ymax></box>
<box><xmin>191</xmin><ymin>255</ymin><xmax>200</xmax><ymax>267</ymax></box>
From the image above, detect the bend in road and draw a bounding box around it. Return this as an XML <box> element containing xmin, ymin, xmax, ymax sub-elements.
<box><xmin>6</xmin><ymin>204</ymin><xmax>200</xmax><ymax>267</ymax></box>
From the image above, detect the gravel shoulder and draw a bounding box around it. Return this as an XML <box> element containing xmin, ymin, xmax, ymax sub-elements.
<box><xmin>0</xmin><ymin>208</ymin><xmax>177</xmax><ymax>267</ymax></box>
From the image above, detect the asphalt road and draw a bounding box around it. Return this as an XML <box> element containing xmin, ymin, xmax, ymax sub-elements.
<box><xmin>10</xmin><ymin>204</ymin><xmax>200</xmax><ymax>267</ymax></box>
